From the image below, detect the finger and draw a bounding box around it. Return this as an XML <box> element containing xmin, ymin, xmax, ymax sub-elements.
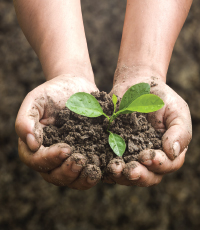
<box><xmin>40</xmin><ymin>153</ymin><xmax>87</xmax><ymax>187</ymax></box>
<box><xmin>107</xmin><ymin>158</ymin><xmax>126</xmax><ymax>178</ymax></box>
<box><xmin>149</xmin><ymin>91</ymin><xmax>192</xmax><ymax>160</ymax></box>
<box><xmin>106</xmin><ymin>158</ymin><xmax>128</xmax><ymax>185</ymax></box>
<box><xmin>18</xmin><ymin>138</ymin><xmax>71</xmax><ymax>172</ymax></box>
<box><xmin>70</xmin><ymin>164</ymin><xmax>102</xmax><ymax>190</ymax></box>
<box><xmin>162</xmin><ymin>100</ymin><xmax>192</xmax><ymax>160</ymax></box>
<box><xmin>148</xmin><ymin>83</ymin><xmax>192</xmax><ymax>160</ymax></box>
<box><xmin>101</xmin><ymin>158</ymin><xmax>125</xmax><ymax>184</ymax></box>
<box><xmin>122</xmin><ymin>161</ymin><xmax>163</xmax><ymax>187</ymax></box>
<box><xmin>107</xmin><ymin>159</ymin><xmax>162</xmax><ymax>187</ymax></box>
<box><xmin>138</xmin><ymin>149</ymin><xmax>186</xmax><ymax>174</ymax></box>
<box><xmin>15</xmin><ymin>90</ymin><xmax>45</xmax><ymax>151</ymax></box>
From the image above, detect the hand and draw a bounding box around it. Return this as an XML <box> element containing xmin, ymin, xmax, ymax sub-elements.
<box><xmin>106</xmin><ymin>76</ymin><xmax>192</xmax><ymax>187</ymax></box>
<box><xmin>15</xmin><ymin>75</ymin><xmax>102</xmax><ymax>190</ymax></box>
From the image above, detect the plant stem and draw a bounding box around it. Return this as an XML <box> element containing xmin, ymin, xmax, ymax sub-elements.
<box><xmin>107</xmin><ymin>113</ymin><xmax>116</xmax><ymax>131</ymax></box>
<box><xmin>103</xmin><ymin>113</ymin><xmax>110</xmax><ymax>121</ymax></box>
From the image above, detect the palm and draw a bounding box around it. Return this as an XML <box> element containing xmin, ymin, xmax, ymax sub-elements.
<box><xmin>34</xmin><ymin>75</ymin><xmax>98</xmax><ymax>126</ymax></box>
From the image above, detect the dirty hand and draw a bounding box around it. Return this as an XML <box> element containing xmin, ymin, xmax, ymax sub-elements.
<box><xmin>107</xmin><ymin>77</ymin><xmax>192</xmax><ymax>187</ymax></box>
<box><xmin>15</xmin><ymin>75</ymin><xmax>102</xmax><ymax>190</ymax></box>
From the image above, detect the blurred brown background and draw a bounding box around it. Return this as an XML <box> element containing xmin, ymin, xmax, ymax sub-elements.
<box><xmin>0</xmin><ymin>0</ymin><xmax>200</xmax><ymax>229</ymax></box>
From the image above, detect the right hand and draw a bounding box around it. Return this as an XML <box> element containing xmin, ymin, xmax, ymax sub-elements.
<box><xmin>15</xmin><ymin>75</ymin><xmax>102</xmax><ymax>190</ymax></box>
<box><xmin>106</xmin><ymin>77</ymin><xmax>192</xmax><ymax>187</ymax></box>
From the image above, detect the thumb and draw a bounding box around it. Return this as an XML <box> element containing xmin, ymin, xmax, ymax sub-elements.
<box><xmin>15</xmin><ymin>90</ymin><xmax>45</xmax><ymax>152</ymax></box>
<box><xmin>162</xmin><ymin>102</ymin><xmax>192</xmax><ymax>160</ymax></box>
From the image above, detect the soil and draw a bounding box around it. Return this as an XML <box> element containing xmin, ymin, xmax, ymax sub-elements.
<box><xmin>1</xmin><ymin>0</ymin><xmax>200</xmax><ymax>230</ymax></box>
<box><xmin>43</xmin><ymin>91</ymin><xmax>162</xmax><ymax>178</ymax></box>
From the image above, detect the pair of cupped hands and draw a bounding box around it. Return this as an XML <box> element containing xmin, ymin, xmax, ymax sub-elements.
<box><xmin>15</xmin><ymin>74</ymin><xmax>192</xmax><ymax>190</ymax></box>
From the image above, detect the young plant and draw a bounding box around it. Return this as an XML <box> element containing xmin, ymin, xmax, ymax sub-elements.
<box><xmin>66</xmin><ymin>83</ymin><xmax>164</xmax><ymax>157</ymax></box>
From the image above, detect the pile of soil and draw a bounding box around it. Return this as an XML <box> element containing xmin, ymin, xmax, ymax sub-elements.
<box><xmin>43</xmin><ymin>91</ymin><xmax>162</xmax><ymax>174</ymax></box>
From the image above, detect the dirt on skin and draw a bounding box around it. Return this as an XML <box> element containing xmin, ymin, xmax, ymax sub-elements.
<box><xmin>43</xmin><ymin>91</ymin><xmax>163</xmax><ymax>179</ymax></box>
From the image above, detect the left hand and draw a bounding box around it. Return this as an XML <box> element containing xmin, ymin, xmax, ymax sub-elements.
<box><xmin>104</xmin><ymin>77</ymin><xmax>192</xmax><ymax>187</ymax></box>
<box><xmin>15</xmin><ymin>74</ymin><xmax>101</xmax><ymax>190</ymax></box>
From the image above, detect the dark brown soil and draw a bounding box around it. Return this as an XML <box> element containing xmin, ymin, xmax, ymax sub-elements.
<box><xmin>43</xmin><ymin>91</ymin><xmax>162</xmax><ymax>175</ymax></box>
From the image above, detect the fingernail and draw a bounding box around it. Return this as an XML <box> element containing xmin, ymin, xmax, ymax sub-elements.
<box><xmin>71</xmin><ymin>163</ymin><xmax>82</xmax><ymax>173</ymax></box>
<box><xmin>129</xmin><ymin>170</ymin><xmax>140</xmax><ymax>180</ymax></box>
<box><xmin>173</xmin><ymin>141</ymin><xmax>180</xmax><ymax>158</ymax></box>
<box><xmin>60</xmin><ymin>148</ymin><xmax>71</xmax><ymax>159</ymax></box>
<box><xmin>26</xmin><ymin>133</ymin><xmax>39</xmax><ymax>151</ymax></box>
<box><xmin>142</xmin><ymin>160</ymin><xmax>152</xmax><ymax>166</ymax></box>
<box><xmin>110</xmin><ymin>163</ymin><xmax>123</xmax><ymax>176</ymax></box>
<box><xmin>113</xmin><ymin>164</ymin><xmax>123</xmax><ymax>172</ymax></box>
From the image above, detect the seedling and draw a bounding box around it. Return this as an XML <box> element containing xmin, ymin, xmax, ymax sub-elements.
<box><xmin>66</xmin><ymin>83</ymin><xmax>164</xmax><ymax>157</ymax></box>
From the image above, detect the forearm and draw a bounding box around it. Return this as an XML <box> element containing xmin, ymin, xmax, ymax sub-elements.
<box><xmin>13</xmin><ymin>0</ymin><xmax>94</xmax><ymax>81</ymax></box>
<box><xmin>115</xmin><ymin>0</ymin><xmax>192</xmax><ymax>84</ymax></box>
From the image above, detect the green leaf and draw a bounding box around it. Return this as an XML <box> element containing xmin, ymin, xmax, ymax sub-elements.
<box><xmin>112</xmin><ymin>94</ymin><xmax>118</xmax><ymax>113</ymax></box>
<box><xmin>119</xmin><ymin>83</ymin><xmax>150</xmax><ymax>111</ymax></box>
<box><xmin>66</xmin><ymin>92</ymin><xmax>104</xmax><ymax>117</ymax></box>
<box><xmin>108</xmin><ymin>132</ymin><xmax>126</xmax><ymax>157</ymax></box>
<box><xmin>123</xmin><ymin>94</ymin><xmax>164</xmax><ymax>113</ymax></box>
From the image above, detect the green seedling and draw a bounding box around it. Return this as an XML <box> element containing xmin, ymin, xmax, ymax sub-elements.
<box><xmin>66</xmin><ymin>83</ymin><xmax>164</xmax><ymax>157</ymax></box>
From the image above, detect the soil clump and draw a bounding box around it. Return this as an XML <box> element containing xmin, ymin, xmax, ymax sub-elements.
<box><xmin>43</xmin><ymin>91</ymin><xmax>163</xmax><ymax>174</ymax></box>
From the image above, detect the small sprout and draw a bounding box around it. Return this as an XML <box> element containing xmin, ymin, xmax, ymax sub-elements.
<box><xmin>66</xmin><ymin>83</ymin><xmax>164</xmax><ymax>156</ymax></box>
<box><xmin>112</xmin><ymin>94</ymin><xmax>118</xmax><ymax>113</ymax></box>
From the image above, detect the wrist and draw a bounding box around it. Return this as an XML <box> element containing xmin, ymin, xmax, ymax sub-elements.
<box><xmin>112</xmin><ymin>64</ymin><xmax>166</xmax><ymax>97</ymax></box>
<box><xmin>114</xmin><ymin>64</ymin><xmax>166</xmax><ymax>84</ymax></box>
<box><xmin>44</xmin><ymin>59</ymin><xmax>95</xmax><ymax>84</ymax></box>
<box><xmin>46</xmin><ymin>74</ymin><xmax>98</xmax><ymax>93</ymax></box>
